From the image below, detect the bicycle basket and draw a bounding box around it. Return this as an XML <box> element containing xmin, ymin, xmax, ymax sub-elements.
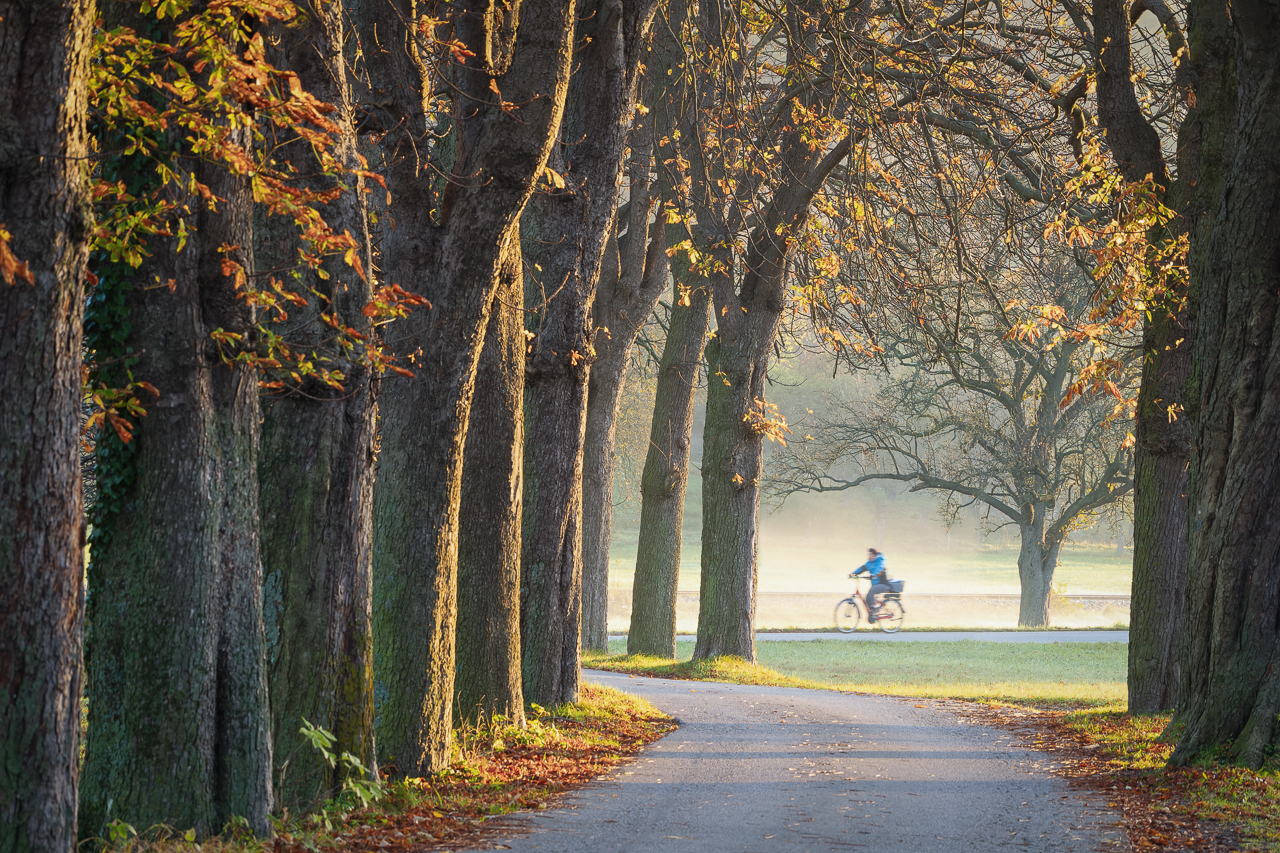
<box><xmin>888</xmin><ymin>579</ymin><xmax>905</xmax><ymax>594</ymax></box>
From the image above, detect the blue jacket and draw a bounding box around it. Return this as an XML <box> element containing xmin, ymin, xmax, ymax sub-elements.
<box><xmin>853</xmin><ymin>553</ymin><xmax>888</xmax><ymax>582</ymax></box>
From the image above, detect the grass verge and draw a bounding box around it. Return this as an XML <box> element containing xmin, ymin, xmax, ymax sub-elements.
<box><xmin>1040</xmin><ymin>709</ymin><xmax>1280</xmax><ymax>852</ymax></box>
<box><xmin>589</xmin><ymin>638</ymin><xmax>1128</xmax><ymax>705</ymax></box>
<box><xmin>89</xmin><ymin>683</ymin><xmax>676</xmax><ymax>853</ymax></box>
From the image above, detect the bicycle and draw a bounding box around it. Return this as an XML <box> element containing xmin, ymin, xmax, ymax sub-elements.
<box><xmin>835</xmin><ymin>576</ymin><xmax>906</xmax><ymax>634</ymax></box>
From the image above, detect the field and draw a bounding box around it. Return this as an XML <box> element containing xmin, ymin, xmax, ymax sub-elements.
<box><xmin>596</xmin><ymin>638</ymin><xmax>1128</xmax><ymax>705</ymax></box>
<box><xmin>606</xmin><ymin>486</ymin><xmax>1133</xmax><ymax>630</ymax></box>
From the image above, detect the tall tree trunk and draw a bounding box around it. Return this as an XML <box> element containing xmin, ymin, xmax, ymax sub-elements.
<box><xmin>694</xmin><ymin>332</ymin><xmax>770</xmax><ymax>661</ymax></box>
<box><xmin>0</xmin><ymin>3</ymin><xmax>93</xmax><ymax>850</ymax></box>
<box><xmin>579</xmin><ymin>349</ymin><xmax>624</xmax><ymax>654</ymax></box>
<box><xmin>359</xmin><ymin>0</ymin><xmax>576</xmax><ymax>775</ymax></box>
<box><xmin>80</xmin><ymin>132</ymin><xmax>273</xmax><ymax>836</ymax></box>
<box><xmin>579</xmin><ymin>197</ymin><xmax>670</xmax><ymax>654</ymax></box>
<box><xmin>455</xmin><ymin>245</ymin><xmax>526</xmax><ymax>728</ymax></box>
<box><xmin>1171</xmin><ymin>0</ymin><xmax>1280</xmax><ymax>768</ymax></box>
<box><xmin>1127</xmin><ymin>313</ymin><xmax>1189</xmax><ymax>710</ymax></box>
<box><xmin>257</xmin><ymin>1</ymin><xmax>378</xmax><ymax>807</ymax></box>
<box><xmin>1092</xmin><ymin>0</ymin><xmax>1209</xmax><ymax>713</ymax></box>
<box><xmin>629</xmin><ymin>263</ymin><xmax>710</xmax><ymax>657</ymax></box>
<box><xmin>520</xmin><ymin>0</ymin><xmax>660</xmax><ymax>706</ymax></box>
<box><xmin>1015</xmin><ymin>510</ymin><xmax>1063</xmax><ymax>628</ymax></box>
<box><xmin>579</xmin><ymin>4</ymin><xmax>687</xmax><ymax>653</ymax></box>
<box><xmin>692</xmin><ymin>141</ymin><xmax>853</xmax><ymax>660</ymax></box>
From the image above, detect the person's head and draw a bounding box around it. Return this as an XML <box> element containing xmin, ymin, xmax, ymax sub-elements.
<box><xmin>867</xmin><ymin>548</ymin><xmax>879</xmax><ymax>558</ymax></box>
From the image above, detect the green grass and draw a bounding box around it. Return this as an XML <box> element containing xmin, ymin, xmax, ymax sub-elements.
<box><xmin>590</xmin><ymin>638</ymin><xmax>1127</xmax><ymax>706</ymax></box>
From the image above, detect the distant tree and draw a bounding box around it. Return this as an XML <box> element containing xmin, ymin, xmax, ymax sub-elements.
<box><xmin>628</xmin><ymin>255</ymin><xmax>711</xmax><ymax>658</ymax></box>
<box><xmin>772</xmin><ymin>237</ymin><xmax>1136</xmax><ymax>627</ymax></box>
<box><xmin>691</xmin><ymin>0</ymin><xmax>857</xmax><ymax>662</ymax></box>
<box><xmin>0</xmin><ymin>3</ymin><xmax>94</xmax><ymax>851</ymax></box>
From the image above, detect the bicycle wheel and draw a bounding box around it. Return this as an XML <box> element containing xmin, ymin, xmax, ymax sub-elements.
<box><xmin>835</xmin><ymin>597</ymin><xmax>862</xmax><ymax>633</ymax></box>
<box><xmin>877</xmin><ymin>597</ymin><xmax>905</xmax><ymax>633</ymax></box>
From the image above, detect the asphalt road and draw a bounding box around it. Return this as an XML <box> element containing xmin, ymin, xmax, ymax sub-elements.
<box><xmin>609</xmin><ymin>632</ymin><xmax>1129</xmax><ymax>644</ymax></box>
<box><xmin>491</xmin><ymin>671</ymin><xmax>1127</xmax><ymax>853</ymax></box>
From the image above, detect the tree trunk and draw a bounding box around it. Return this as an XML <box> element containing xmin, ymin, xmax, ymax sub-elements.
<box><xmin>1092</xmin><ymin>0</ymin><xmax>1219</xmax><ymax>715</ymax></box>
<box><xmin>1171</xmin><ymin>0</ymin><xmax>1280</xmax><ymax>768</ymax></box>
<box><xmin>579</xmin><ymin>347</ymin><xmax>627</xmax><ymax>653</ymax></box>
<box><xmin>579</xmin><ymin>3</ymin><xmax>687</xmax><ymax>654</ymax></box>
<box><xmin>0</xmin><ymin>4</ymin><xmax>92</xmax><ymax>850</ymax></box>
<box><xmin>520</xmin><ymin>0</ymin><xmax>660</xmax><ymax>706</ymax></box>
<box><xmin>629</xmin><ymin>280</ymin><xmax>710</xmax><ymax>657</ymax></box>
<box><xmin>358</xmin><ymin>0</ymin><xmax>575</xmax><ymax>775</ymax></box>
<box><xmin>455</xmin><ymin>245</ymin><xmax>526</xmax><ymax>728</ymax></box>
<box><xmin>691</xmin><ymin>116</ymin><xmax>852</xmax><ymax>660</ymax></box>
<box><xmin>694</xmin><ymin>333</ymin><xmax>769</xmax><ymax>660</ymax></box>
<box><xmin>80</xmin><ymin>136</ymin><xmax>273</xmax><ymax>836</ymax></box>
<box><xmin>579</xmin><ymin>212</ymin><xmax>670</xmax><ymax>654</ymax></box>
<box><xmin>257</xmin><ymin>2</ymin><xmax>378</xmax><ymax>808</ymax></box>
<box><xmin>1015</xmin><ymin>510</ymin><xmax>1062</xmax><ymax>628</ymax></box>
<box><xmin>1127</xmin><ymin>310</ymin><xmax>1189</xmax><ymax>711</ymax></box>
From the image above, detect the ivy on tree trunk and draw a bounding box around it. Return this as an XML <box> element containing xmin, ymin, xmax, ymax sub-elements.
<box><xmin>80</xmin><ymin>127</ymin><xmax>274</xmax><ymax>840</ymax></box>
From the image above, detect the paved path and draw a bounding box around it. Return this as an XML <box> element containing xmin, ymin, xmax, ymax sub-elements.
<box><xmin>492</xmin><ymin>671</ymin><xmax>1127</xmax><ymax>852</ymax></box>
<box><xmin>609</xmin><ymin>631</ymin><xmax>1129</xmax><ymax>644</ymax></box>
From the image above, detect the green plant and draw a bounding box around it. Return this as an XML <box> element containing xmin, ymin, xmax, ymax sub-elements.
<box><xmin>298</xmin><ymin>719</ymin><xmax>384</xmax><ymax>811</ymax></box>
<box><xmin>105</xmin><ymin>819</ymin><xmax>139</xmax><ymax>847</ymax></box>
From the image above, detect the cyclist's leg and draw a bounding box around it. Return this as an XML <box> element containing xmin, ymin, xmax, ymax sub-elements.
<box><xmin>867</xmin><ymin>582</ymin><xmax>890</xmax><ymax>614</ymax></box>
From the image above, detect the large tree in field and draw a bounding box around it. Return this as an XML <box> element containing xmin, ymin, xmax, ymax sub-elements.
<box><xmin>257</xmin><ymin>0</ymin><xmax>379</xmax><ymax>807</ymax></box>
<box><xmin>0</xmin><ymin>3</ymin><xmax>93</xmax><ymax>851</ymax></box>
<box><xmin>519</xmin><ymin>0</ymin><xmax>661</xmax><ymax>706</ymax></box>
<box><xmin>771</xmin><ymin>236</ymin><xmax>1137</xmax><ymax>626</ymax></box>
<box><xmin>360</xmin><ymin>0</ymin><xmax>576</xmax><ymax>774</ymax></box>
<box><xmin>1168</xmin><ymin>0</ymin><xmax>1280</xmax><ymax>768</ymax></box>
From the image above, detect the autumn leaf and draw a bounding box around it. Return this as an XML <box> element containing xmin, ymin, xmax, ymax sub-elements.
<box><xmin>0</xmin><ymin>225</ymin><xmax>34</xmax><ymax>286</ymax></box>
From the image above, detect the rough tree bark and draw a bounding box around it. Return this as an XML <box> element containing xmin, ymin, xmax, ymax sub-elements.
<box><xmin>0</xmin><ymin>3</ymin><xmax>93</xmax><ymax>851</ymax></box>
<box><xmin>520</xmin><ymin>0</ymin><xmax>661</xmax><ymax>706</ymax></box>
<box><xmin>80</xmin><ymin>86</ymin><xmax>273</xmax><ymax>843</ymax></box>
<box><xmin>1171</xmin><ymin>0</ymin><xmax>1280</xmax><ymax>768</ymax></box>
<box><xmin>359</xmin><ymin>0</ymin><xmax>575</xmax><ymax>775</ymax></box>
<box><xmin>628</xmin><ymin>265</ymin><xmax>710</xmax><ymax>657</ymax></box>
<box><xmin>1127</xmin><ymin>315</ymin><xmax>1190</xmax><ymax>709</ymax></box>
<box><xmin>257</xmin><ymin>1</ymin><xmax>378</xmax><ymax>807</ymax></box>
<box><xmin>455</xmin><ymin>245</ymin><xmax>526</xmax><ymax>728</ymax></box>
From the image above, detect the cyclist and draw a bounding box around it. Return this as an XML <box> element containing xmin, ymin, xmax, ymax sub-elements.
<box><xmin>850</xmin><ymin>548</ymin><xmax>892</xmax><ymax>619</ymax></box>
